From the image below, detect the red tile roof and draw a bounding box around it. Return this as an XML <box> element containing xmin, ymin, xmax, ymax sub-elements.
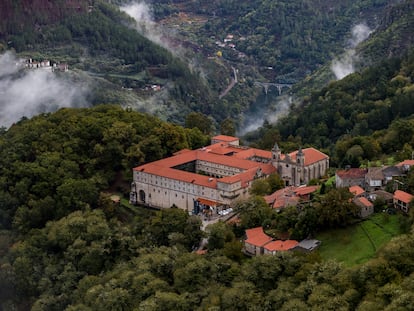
<box><xmin>264</xmin><ymin>187</ymin><xmax>299</xmax><ymax>209</ymax></box>
<box><xmin>133</xmin><ymin>140</ymin><xmax>323</xmax><ymax>193</ymax></box>
<box><xmin>211</xmin><ymin>135</ymin><xmax>239</xmax><ymax>142</ymax></box>
<box><xmin>396</xmin><ymin>160</ymin><xmax>414</xmax><ymax>167</ymax></box>
<box><xmin>349</xmin><ymin>185</ymin><xmax>365</xmax><ymax>196</ymax></box>
<box><xmin>294</xmin><ymin>185</ymin><xmax>319</xmax><ymax>196</ymax></box>
<box><xmin>288</xmin><ymin>148</ymin><xmax>329</xmax><ymax>166</ymax></box>
<box><xmin>355</xmin><ymin>197</ymin><xmax>373</xmax><ymax>208</ymax></box>
<box><xmin>245</xmin><ymin>227</ymin><xmax>273</xmax><ymax>247</ymax></box>
<box><xmin>263</xmin><ymin>240</ymin><xmax>299</xmax><ymax>251</ymax></box>
<box><xmin>394</xmin><ymin>190</ymin><xmax>413</xmax><ymax>204</ymax></box>
<box><xmin>336</xmin><ymin>168</ymin><xmax>368</xmax><ymax>179</ymax></box>
<box><xmin>135</xmin><ymin>164</ymin><xmax>218</xmax><ymax>188</ymax></box>
<box><xmin>233</xmin><ymin>148</ymin><xmax>272</xmax><ymax>160</ymax></box>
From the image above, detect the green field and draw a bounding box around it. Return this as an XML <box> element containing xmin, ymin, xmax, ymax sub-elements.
<box><xmin>316</xmin><ymin>213</ymin><xmax>402</xmax><ymax>266</ymax></box>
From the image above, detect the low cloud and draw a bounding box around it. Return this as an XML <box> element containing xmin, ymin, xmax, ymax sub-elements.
<box><xmin>331</xmin><ymin>23</ymin><xmax>372</xmax><ymax>80</ymax></box>
<box><xmin>120</xmin><ymin>1</ymin><xmax>176</xmax><ymax>52</ymax></box>
<box><xmin>0</xmin><ymin>51</ymin><xmax>89</xmax><ymax>128</ymax></box>
<box><xmin>238</xmin><ymin>94</ymin><xmax>293</xmax><ymax>136</ymax></box>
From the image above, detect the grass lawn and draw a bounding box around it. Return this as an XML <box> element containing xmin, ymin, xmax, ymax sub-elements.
<box><xmin>316</xmin><ymin>213</ymin><xmax>402</xmax><ymax>267</ymax></box>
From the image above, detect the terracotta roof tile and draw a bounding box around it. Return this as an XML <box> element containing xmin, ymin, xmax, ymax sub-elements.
<box><xmin>294</xmin><ymin>185</ymin><xmax>319</xmax><ymax>196</ymax></box>
<box><xmin>336</xmin><ymin>168</ymin><xmax>368</xmax><ymax>179</ymax></box>
<box><xmin>233</xmin><ymin>148</ymin><xmax>272</xmax><ymax>160</ymax></box>
<box><xmin>135</xmin><ymin>165</ymin><xmax>218</xmax><ymax>188</ymax></box>
<box><xmin>263</xmin><ymin>240</ymin><xmax>299</xmax><ymax>251</ymax></box>
<box><xmin>211</xmin><ymin>135</ymin><xmax>239</xmax><ymax>142</ymax></box>
<box><xmin>394</xmin><ymin>190</ymin><xmax>413</xmax><ymax>204</ymax></box>
<box><xmin>355</xmin><ymin>197</ymin><xmax>373</xmax><ymax>208</ymax></box>
<box><xmin>349</xmin><ymin>185</ymin><xmax>365</xmax><ymax>196</ymax></box>
<box><xmin>396</xmin><ymin>160</ymin><xmax>414</xmax><ymax>167</ymax></box>
<box><xmin>289</xmin><ymin>148</ymin><xmax>329</xmax><ymax>166</ymax></box>
<box><xmin>264</xmin><ymin>187</ymin><xmax>299</xmax><ymax>209</ymax></box>
<box><xmin>245</xmin><ymin>227</ymin><xmax>273</xmax><ymax>247</ymax></box>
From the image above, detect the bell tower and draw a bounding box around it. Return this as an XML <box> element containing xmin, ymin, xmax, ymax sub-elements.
<box><xmin>271</xmin><ymin>142</ymin><xmax>281</xmax><ymax>162</ymax></box>
<box><xmin>297</xmin><ymin>146</ymin><xmax>305</xmax><ymax>167</ymax></box>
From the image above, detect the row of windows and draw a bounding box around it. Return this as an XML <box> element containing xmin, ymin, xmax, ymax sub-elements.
<box><xmin>151</xmin><ymin>187</ymin><xmax>204</xmax><ymax>198</ymax></box>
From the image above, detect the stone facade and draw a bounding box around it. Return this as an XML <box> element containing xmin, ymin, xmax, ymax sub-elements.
<box><xmin>271</xmin><ymin>144</ymin><xmax>329</xmax><ymax>186</ymax></box>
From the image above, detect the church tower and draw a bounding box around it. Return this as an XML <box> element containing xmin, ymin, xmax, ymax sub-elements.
<box><xmin>271</xmin><ymin>142</ymin><xmax>281</xmax><ymax>161</ymax></box>
<box><xmin>296</xmin><ymin>146</ymin><xmax>305</xmax><ymax>167</ymax></box>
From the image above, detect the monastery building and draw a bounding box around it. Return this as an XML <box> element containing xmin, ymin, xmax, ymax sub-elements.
<box><xmin>130</xmin><ymin>135</ymin><xmax>329</xmax><ymax>211</ymax></box>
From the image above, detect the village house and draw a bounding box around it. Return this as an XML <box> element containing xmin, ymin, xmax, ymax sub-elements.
<box><xmin>396</xmin><ymin>159</ymin><xmax>414</xmax><ymax>173</ymax></box>
<box><xmin>263</xmin><ymin>240</ymin><xmax>299</xmax><ymax>255</ymax></box>
<box><xmin>365</xmin><ymin>166</ymin><xmax>406</xmax><ymax>191</ymax></box>
<box><xmin>393</xmin><ymin>190</ymin><xmax>413</xmax><ymax>213</ymax></box>
<box><xmin>348</xmin><ymin>186</ymin><xmax>373</xmax><ymax>218</ymax></box>
<box><xmin>244</xmin><ymin>227</ymin><xmax>299</xmax><ymax>256</ymax></box>
<box><xmin>354</xmin><ymin>197</ymin><xmax>374</xmax><ymax>218</ymax></box>
<box><xmin>130</xmin><ymin>136</ymin><xmax>329</xmax><ymax>211</ymax></box>
<box><xmin>349</xmin><ymin>185</ymin><xmax>366</xmax><ymax>198</ymax></box>
<box><xmin>264</xmin><ymin>185</ymin><xmax>319</xmax><ymax>210</ymax></box>
<box><xmin>244</xmin><ymin>227</ymin><xmax>273</xmax><ymax>256</ymax></box>
<box><xmin>335</xmin><ymin>168</ymin><xmax>367</xmax><ymax>188</ymax></box>
<box><xmin>368</xmin><ymin>190</ymin><xmax>394</xmax><ymax>207</ymax></box>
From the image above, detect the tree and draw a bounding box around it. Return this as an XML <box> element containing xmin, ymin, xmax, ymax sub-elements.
<box><xmin>267</xmin><ymin>173</ymin><xmax>285</xmax><ymax>192</ymax></box>
<box><xmin>206</xmin><ymin>221</ymin><xmax>235</xmax><ymax>250</ymax></box>
<box><xmin>185</xmin><ymin>112</ymin><xmax>213</xmax><ymax>135</ymax></box>
<box><xmin>315</xmin><ymin>188</ymin><xmax>359</xmax><ymax>228</ymax></box>
<box><xmin>220</xmin><ymin>118</ymin><xmax>236</xmax><ymax>136</ymax></box>
<box><xmin>147</xmin><ymin>208</ymin><xmax>202</xmax><ymax>250</ymax></box>
<box><xmin>249</xmin><ymin>179</ymin><xmax>271</xmax><ymax>196</ymax></box>
<box><xmin>235</xmin><ymin>196</ymin><xmax>274</xmax><ymax>228</ymax></box>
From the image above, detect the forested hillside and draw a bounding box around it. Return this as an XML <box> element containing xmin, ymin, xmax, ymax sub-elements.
<box><xmin>1</xmin><ymin>0</ymin><xmax>407</xmax><ymax>129</ymax></box>
<box><xmin>247</xmin><ymin>49</ymin><xmax>414</xmax><ymax>167</ymax></box>
<box><xmin>0</xmin><ymin>106</ymin><xmax>414</xmax><ymax>310</ymax></box>
<box><xmin>0</xmin><ymin>105</ymin><xmax>208</xmax><ymax>232</ymax></box>
<box><xmin>0</xmin><ymin>0</ymin><xmax>216</xmax><ymax>125</ymax></box>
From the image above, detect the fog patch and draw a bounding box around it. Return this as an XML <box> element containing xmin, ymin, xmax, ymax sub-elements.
<box><xmin>0</xmin><ymin>51</ymin><xmax>89</xmax><ymax>128</ymax></box>
<box><xmin>120</xmin><ymin>1</ymin><xmax>178</xmax><ymax>53</ymax></box>
<box><xmin>331</xmin><ymin>23</ymin><xmax>372</xmax><ymax>80</ymax></box>
<box><xmin>238</xmin><ymin>94</ymin><xmax>293</xmax><ymax>136</ymax></box>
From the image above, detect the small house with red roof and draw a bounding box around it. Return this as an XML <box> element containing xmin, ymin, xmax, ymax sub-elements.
<box><xmin>264</xmin><ymin>185</ymin><xmax>319</xmax><ymax>210</ymax></box>
<box><xmin>394</xmin><ymin>190</ymin><xmax>413</xmax><ymax>213</ymax></box>
<box><xmin>349</xmin><ymin>186</ymin><xmax>373</xmax><ymax>217</ymax></box>
<box><xmin>263</xmin><ymin>240</ymin><xmax>299</xmax><ymax>255</ymax></box>
<box><xmin>396</xmin><ymin>160</ymin><xmax>414</xmax><ymax>173</ymax></box>
<box><xmin>244</xmin><ymin>227</ymin><xmax>273</xmax><ymax>256</ymax></box>
<box><xmin>244</xmin><ymin>227</ymin><xmax>299</xmax><ymax>256</ymax></box>
<box><xmin>349</xmin><ymin>185</ymin><xmax>366</xmax><ymax>198</ymax></box>
<box><xmin>354</xmin><ymin>197</ymin><xmax>374</xmax><ymax>218</ymax></box>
